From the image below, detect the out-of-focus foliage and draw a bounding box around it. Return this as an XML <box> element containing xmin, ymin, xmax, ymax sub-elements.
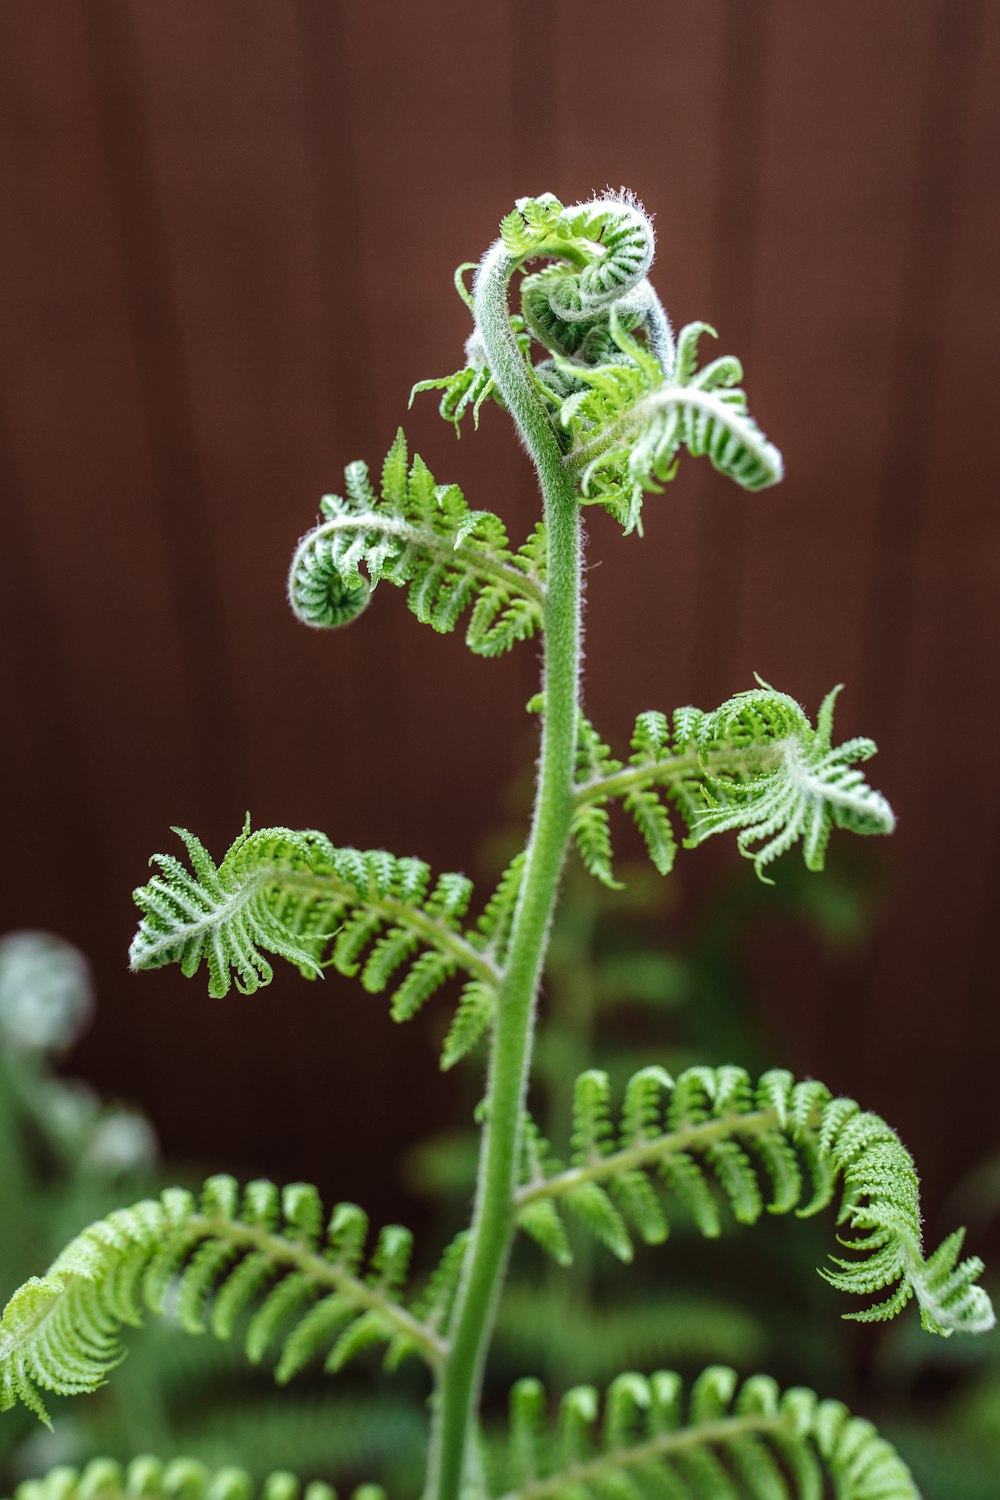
<box><xmin>0</xmin><ymin>935</ymin><xmax>426</xmax><ymax>1498</ymax></box>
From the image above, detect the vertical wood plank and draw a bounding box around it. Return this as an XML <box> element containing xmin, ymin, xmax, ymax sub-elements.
<box><xmin>0</xmin><ymin>4</ymin><xmax>209</xmax><ymax>885</ymax></box>
<box><xmin>860</xmin><ymin>0</ymin><xmax>1000</xmax><ymax>1193</ymax></box>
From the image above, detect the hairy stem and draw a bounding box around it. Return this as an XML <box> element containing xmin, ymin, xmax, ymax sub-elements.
<box><xmin>427</xmin><ymin>241</ymin><xmax>583</xmax><ymax>1500</ymax></box>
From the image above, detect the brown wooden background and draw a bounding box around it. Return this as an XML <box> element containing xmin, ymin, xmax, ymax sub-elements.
<box><xmin>1</xmin><ymin>2</ymin><xmax>998</xmax><ymax>1249</ymax></box>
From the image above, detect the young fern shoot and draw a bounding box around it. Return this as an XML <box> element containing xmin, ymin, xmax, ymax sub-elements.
<box><xmin>1</xmin><ymin>190</ymin><xmax>993</xmax><ymax>1500</ymax></box>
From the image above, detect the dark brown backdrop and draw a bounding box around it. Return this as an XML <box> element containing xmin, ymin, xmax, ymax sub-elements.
<box><xmin>1</xmin><ymin>2</ymin><xmax>998</xmax><ymax>1241</ymax></box>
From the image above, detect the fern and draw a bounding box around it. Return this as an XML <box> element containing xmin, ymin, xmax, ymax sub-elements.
<box><xmin>563</xmin><ymin>317</ymin><xmax>782</xmax><ymax>533</ymax></box>
<box><xmin>11</xmin><ymin>186</ymin><xmax>984</xmax><ymax>1500</ymax></box>
<box><xmin>288</xmin><ymin>429</ymin><xmax>545</xmax><ymax>656</ymax></box>
<box><xmin>130</xmin><ymin>822</ymin><xmax>523</xmax><ymax>1068</ymax></box>
<box><xmin>567</xmin><ymin>716</ymin><xmax>625</xmax><ymax>889</ymax></box>
<box><xmin>491</xmin><ymin>1366</ymin><xmax>920</xmax><ymax>1500</ymax></box>
<box><xmin>515</xmin><ymin>1065</ymin><xmax>995</xmax><ymax>1336</ymax></box>
<box><xmin>570</xmin><ymin>685</ymin><xmax>894</xmax><ymax>885</ymax></box>
<box><xmin>689</xmin><ymin>684</ymin><xmax>896</xmax><ymax>878</ymax></box>
<box><xmin>0</xmin><ymin>1174</ymin><xmax>463</xmax><ymax>1424</ymax></box>
<box><xmin>4</xmin><ymin>1458</ymin><xmax>382</xmax><ymax>1500</ymax></box>
<box><xmin>129</xmin><ymin>819</ymin><xmax>513</xmax><ymax>1038</ymax></box>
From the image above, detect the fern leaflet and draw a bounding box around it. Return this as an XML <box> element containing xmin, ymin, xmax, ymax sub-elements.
<box><xmin>563</xmin><ymin>318</ymin><xmax>782</xmax><ymax>533</ymax></box>
<box><xmin>0</xmin><ymin>1174</ymin><xmax>465</xmax><ymax>1423</ymax></box>
<box><xmin>288</xmin><ymin>429</ymin><xmax>545</xmax><ymax>656</ymax></box>
<box><xmin>492</xmin><ymin>1366</ymin><xmax>919</xmax><ymax>1500</ymax></box>
<box><xmin>5</xmin><ymin>1458</ymin><xmax>384</xmax><ymax>1500</ymax></box>
<box><xmin>132</xmin><ymin>819</ymin><xmax>515</xmax><ymax>1040</ymax></box>
<box><xmin>688</xmin><ymin>683</ymin><xmax>896</xmax><ymax>878</ymax></box>
<box><xmin>410</xmin><ymin>316</ymin><xmax>534</xmax><ymax>435</ymax></box>
<box><xmin>515</xmin><ymin>1065</ymin><xmax>995</xmax><ymax>1337</ymax></box>
<box><xmin>571</xmin><ymin>686</ymin><xmax>894</xmax><ymax>885</ymax></box>
<box><xmin>567</xmin><ymin>715</ymin><xmax>625</xmax><ymax>889</ymax></box>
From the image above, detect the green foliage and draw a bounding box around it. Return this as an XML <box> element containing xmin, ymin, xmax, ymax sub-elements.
<box><xmin>3</xmin><ymin>1458</ymin><xmax>380</xmax><ymax>1500</ymax></box>
<box><xmin>690</xmin><ymin>685</ymin><xmax>895</xmax><ymax>878</ymax></box>
<box><xmin>570</xmin><ymin>686</ymin><xmax>894</xmax><ymax>886</ymax></box>
<box><xmin>0</xmin><ymin>933</ymin><xmax>158</xmax><ymax>1309</ymax></box>
<box><xmin>562</xmin><ymin>318</ymin><xmax>783</xmax><ymax>533</ymax></box>
<box><xmin>0</xmin><ymin>1175</ymin><xmax>459</xmax><ymax>1425</ymax></box>
<box><xmin>420</xmin><ymin>191</ymin><xmax>778</xmax><ymax>534</ymax></box>
<box><xmin>490</xmin><ymin>1366</ymin><xmax>919</xmax><ymax>1499</ymax></box>
<box><xmin>288</xmin><ymin>430</ymin><xmax>545</xmax><ymax>656</ymax></box>
<box><xmin>516</xmin><ymin>1065</ymin><xmax>994</xmax><ymax>1336</ymax></box>
<box><xmin>129</xmin><ymin>820</ymin><xmax>519</xmax><ymax>1050</ymax></box>
<box><xmin>3</xmin><ymin>186</ymin><xmax>989</xmax><ymax>1500</ymax></box>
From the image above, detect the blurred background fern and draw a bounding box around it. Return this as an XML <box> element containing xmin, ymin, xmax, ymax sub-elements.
<box><xmin>3</xmin><ymin>846</ymin><xmax>995</xmax><ymax>1495</ymax></box>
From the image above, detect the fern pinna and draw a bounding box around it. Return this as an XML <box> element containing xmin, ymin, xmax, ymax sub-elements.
<box><xmin>288</xmin><ymin>429</ymin><xmax>545</xmax><ymax>655</ymax></box>
<box><xmin>128</xmin><ymin>820</ymin><xmax>523</xmax><ymax>1068</ymax></box>
<box><xmin>2</xmin><ymin>189</ymin><xmax>993</xmax><ymax>1500</ymax></box>
<box><xmin>6</xmin><ymin>1461</ymin><xmax>384</xmax><ymax>1500</ymax></box>
<box><xmin>0</xmin><ymin>1174</ymin><xmax>461</xmax><ymax>1424</ymax></box>
<box><xmin>569</xmin><ymin>683</ymin><xmax>896</xmax><ymax>888</ymax></box>
<box><xmin>515</xmin><ymin>1066</ymin><xmax>992</xmax><ymax>1336</ymax></box>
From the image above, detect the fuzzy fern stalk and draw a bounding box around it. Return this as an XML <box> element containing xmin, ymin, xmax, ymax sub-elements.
<box><xmin>2</xmin><ymin>191</ymin><xmax>993</xmax><ymax>1500</ymax></box>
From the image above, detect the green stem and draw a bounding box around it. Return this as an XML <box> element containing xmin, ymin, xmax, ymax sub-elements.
<box><xmin>428</xmin><ymin>240</ymin><xmax>583</xmax><ymax>1500</ymax></box>
<box><xmin>514</xmin><ymin>1107</ymin><xmax>785</xmax><ymax>1206</ymax></box>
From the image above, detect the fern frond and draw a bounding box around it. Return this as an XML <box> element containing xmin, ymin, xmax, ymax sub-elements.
<box><xmin>515</xmin><ymin>1065</ymin><xmax>995</xmax><ymax>1337</ymax></box>
<box><xmin>422</xmin><ymin>192</ymin><xmax>669</xmax><ymax>457</ymax></box>
<box><xmin>288</xmin><ymin>429</ymin><xmax>546</xmax><ymax>656</ymax></box>
<box><xmin>572</xmin><ymin>686</ymin><xmax>894</xmax><ymax>883</ymax></box>
<box><xmin>566</xmin><ymin>717</ymin><xmax>624</xmax><ymax>889</ymax></box>
<box><xmin>130</xmin><ymin>819</ymin><xmax>504</xmax><ymax>1036</ymax></box>
<box><xmin>499</xmin><ymin>193</ymin><xmax>569</xmax><ymax>259</ymax></box>
<box><xmin>689</xmin><ymin>684</ymin><xmax>896</xmax><ymax>879</ymax></box>
<box><xmin>501</xmin><ymin>192</ymin><xmax>656</xmax><ymax>307</ymax></box>
<box><xmin>493</xmin><ymin>1366</ymin><xmax>919</xmax><ymax>1500</ymax></box>
<box><xmin>410</xmin><ymin>317</ymin><xmax>535</xmax><ymax>436</ymax></box>
<box><xmin>564</xmin><ymin>317</ymin><xmax>781</xmax><ymax>533</ymax></box>
<box><xmin>4</xmin><ymin>1457</ymin><xmax>383</xmax><ymax>1500</ymax></box>
<box><xmin>0</xmin><ymin>1174</ymin><xmax>453</xmax><ymax>1423</ymax></box>
<box><xmin>431</xmin><ymin>850</ymin><xmax>527</xmax><ymax>1069</ymax></box>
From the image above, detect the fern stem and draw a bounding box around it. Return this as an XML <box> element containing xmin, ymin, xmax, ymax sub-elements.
<box><xmin>495</xmin><ymin>1411</ymin><xmax>793</xmax><ymax>1500</ymax></box>
<box><xmin>199</xmin><ymin>1216</ymin><xmax>449</xmax><ymax>1364</ymax></box>
<box><xmin>573</xmin><ymin>743</ymin><xmax>783</xmax><ymax>807</ymax></box>
<box><xmin>303</xmin><ymin>511</ymin><xmax>547</xmax><ymax>607</ymax></box>
<box><xmin>514</xmin><ymin>1108</ymin><xmax>785</xmax><ymax>1206</ymax></box>
<box><xmin>274</xmin><ymin>868</ymin><xmax>504</xmax><ymax>987</ymax></box>
<box><xmin>428</xmin><ymin>241</ymin><xmax>583</xmax><ymax>1500</ymax></box>
<box><xmin>497</xmin><ymin>1404</ymin><xmax>791</xmax><ymax>1500</ymax></box>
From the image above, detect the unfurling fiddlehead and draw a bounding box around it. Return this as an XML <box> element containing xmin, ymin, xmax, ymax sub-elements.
<box><xmin>568</xmin><ymin>682</ymin><xmax>894</xmax><ymax>887</ymax></box>
<box><xmin>414</xmin><ymin>191</ymin><xmax>776</xmax><ymax>535</ymax></box>
<box><xmin>288</xmin><ymin>428</ymin><xmax>545</xmax><ymax>656</ymax></box>
<box><xmin>561</xmin><ymin>317</ymin><xmax>783</xmax><ymax>533</ymax></box>
<box><xmin>0</xmin><ymin>1174</ymin><xmax>466</xmax><ymax>1423</ymax></box>
<box><xmin>515</xmin><ymin>1065</ymin><xmax>995</xmax><ymax>1337</ymax></box>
